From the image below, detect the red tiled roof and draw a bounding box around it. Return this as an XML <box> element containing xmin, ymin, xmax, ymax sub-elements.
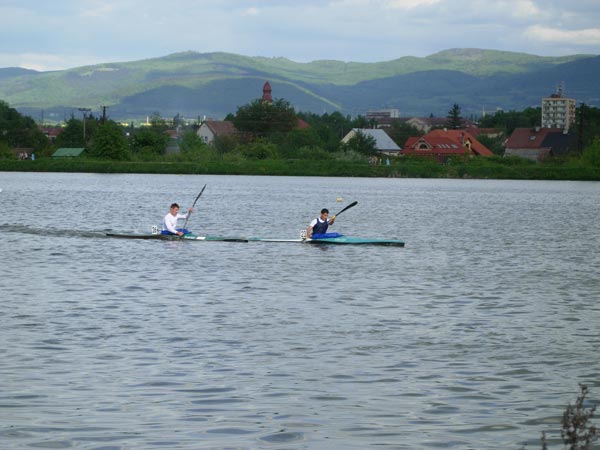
<box><xmin>204</xmin><ymin>120</ymin><xmax>237</xmax><ymax>136</ymax></box>
<box><xmin>505</xmin><ymin>127</ymin><xmax>564</xmax><ymax>149</ymax></box>
<box><xmin>39</xmin><ymin>126</ymin><xmax>63</xmax><ymax>138</ymax></box>
<box><xmin>296</xmin><ymin>118</ymin><xmax>310</xmax><ymax>129</ymax></box>
<box><xmin>402</xmin><ymin>129</ymin><xmax>493</xmax><ymax>157</ymax></box>
<box><xmin>404</xmin><ymin>136</ymin><xmax>420</xmax><ymax>148</ymax></box>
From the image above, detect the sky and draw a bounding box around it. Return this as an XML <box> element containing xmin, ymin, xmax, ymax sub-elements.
<box><xmin>1</xmin><ymin>0</ymin><xmax>599</xmax><ymax>71</ymax></box>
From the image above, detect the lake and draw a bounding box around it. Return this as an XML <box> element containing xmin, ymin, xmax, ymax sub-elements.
<box><xmin>1</xmin><ymin>172</ymin><xmax>599</xmax><ymax>449</ymax></box>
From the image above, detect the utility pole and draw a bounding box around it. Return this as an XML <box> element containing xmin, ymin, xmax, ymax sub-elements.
<box><xmin>78</xmin><ymin>107</ymin><xmax>91</xmax><ymax>143</ymax></box>
<box><xmin>578</xmin><ymin>103</ymin><xmax>586</xmax><ymax>154</ymax></box>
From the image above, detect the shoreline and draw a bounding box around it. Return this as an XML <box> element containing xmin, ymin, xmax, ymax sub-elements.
<box><xmin>1</xmin><ymin>158</ymin><xmax>600</xmax><ymax>181</ymax></box>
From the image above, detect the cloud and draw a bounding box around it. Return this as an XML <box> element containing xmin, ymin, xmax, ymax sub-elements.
<box><xmin>525</xmin><ymin>25</ymin><xmax>600</xmax><ymax>46</ymax></box>
<box><xmin>327</xmin><ymin>0</ymin><xmax>442</xmax><ymax>9</ymax></box>
<box><xmin>78</xmin><ymin>1</ymin><xmax>116</xmax><ymax>18</ymax></box>
<box><xmin>0</xmin><ymin>52</ymin><xmax>103</xmax><ymax>71</ymax></box>
<box><xmin>242</xmin><ymin>7</ymin><xmax>260</xmax><ymax>16</ymax></box>
<box><xmin>0</xmin><ymin>0</ymin><xmax>598</xmax><ymax>70</ymax></box>
<box><xmin>509</xmin><ymin>0</ymin><xmax>544</xmax><ymax>19</ymax></box>
<box><xmin>386</xmin><ymin>0</ymin><xmax>443</xmax><ymax>9</ymax></box>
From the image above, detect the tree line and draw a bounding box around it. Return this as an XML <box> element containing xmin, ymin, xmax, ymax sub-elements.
<box><xmin>1</xmin><ymin>97</ymin><xmax>600</xmax><ymax>167</ymax></box>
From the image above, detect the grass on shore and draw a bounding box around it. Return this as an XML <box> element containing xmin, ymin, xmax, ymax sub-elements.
<box><xmin>1</xmin><ymin>156</ymin><xmax>599</xmax><ymax>181</ymax></box>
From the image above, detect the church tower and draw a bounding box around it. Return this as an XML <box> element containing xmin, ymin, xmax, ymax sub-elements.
<box><xmin>262</xmin><ymin>81</ymin><xmax>273</xmax><ymax>103</ymax></box>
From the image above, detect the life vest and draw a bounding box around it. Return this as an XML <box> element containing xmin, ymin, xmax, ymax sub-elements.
<box><xmin>312</xmin><ymin>218</ymin><xmax>329</xmax><ymax>235</ymax></box>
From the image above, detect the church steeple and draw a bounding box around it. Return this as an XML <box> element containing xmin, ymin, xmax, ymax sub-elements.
<box><xmin>262</xmin><ymin>81</ymin><xmax>273</xmax><ymax>103</ymax></box>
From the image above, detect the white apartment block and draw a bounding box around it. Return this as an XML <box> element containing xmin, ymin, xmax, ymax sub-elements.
<box><xmin>541</xmin><ymin>94</ymin><xmax>576</xmax><ymax>131</ymax></box>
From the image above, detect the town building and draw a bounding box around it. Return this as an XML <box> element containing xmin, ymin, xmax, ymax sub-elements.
<box><xmin>341</xmin><ymin>128</ymin><xmax>401</xmax><ymax>155</ymax></box>
<box><xmin>402</xmin><ymin>129</ymin><xmax>493</xmax><ymax>162</ymax></box>
<box><xmin>541</xmin><ymin>88</ymin><xmax>576</xmax><ymax>131</ymax></box>
<box><xmin>52</xmin><ymin>148</ymin><xmax>87</xmax><ymax>158</ymax></box>
<box><xmin>197</xmin><ymin>120</ymin><xmax>237</xmax><ymax>144</ymax></box>
<box><xmin>262</xmin><ymin>81</ymin><xmax>273</xmax><ymax>103</ymax></box>
<box><xmin>405</xmin><ymin>117</ymin><xmax>454</xmax><ymax>133</ymax></box>
<box><xmin>504</xmin><ymin>127</ymin><xmax>575</xmax><ymax>162</ymax></box>
<box><xmin>197</xmin><ymin>81</ymin><xmax>309</xmax><ymax>144</ymax></box>
<box><xmin>366</xmin><ymin>109</ymin><xmax>400</xmax><ymax>120</ymax></box>
<box><xmin>260</xmin><ymin>81</ymin><xmax>310</xmax><ymax>129</ymax></box>
<box><xmin>39</xmin><ymin>126</ymin><xmax>63</xmax><ymax>141</ymax></box>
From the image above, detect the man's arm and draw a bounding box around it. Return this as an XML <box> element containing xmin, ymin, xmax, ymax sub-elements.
<box><xmin>306</xmin><ymin>225</ymin><xmax>313</xmax><ymax>238</ymax></box>
<box><xmin>306</xmin><ymin>219</ymin><xmax>317</xmax><ymax>238</ymax></box>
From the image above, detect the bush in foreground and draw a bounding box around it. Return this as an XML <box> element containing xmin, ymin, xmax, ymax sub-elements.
<box><xmin>521</xmin><ymin>384</ymin><xmax>597</xmax><ymax>450</ymax></box>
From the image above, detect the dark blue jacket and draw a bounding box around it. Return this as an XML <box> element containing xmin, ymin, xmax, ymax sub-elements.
<box><xmin>312</xmin><ymin>218</ymin><xmax>329</xmax><ymax>235</ymax></box>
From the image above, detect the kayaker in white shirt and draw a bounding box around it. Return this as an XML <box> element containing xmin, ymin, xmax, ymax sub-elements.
<box><xmin>162</xmin><ymin>203</ymin><xmax>194</xmax><ymax>236</ymax></box>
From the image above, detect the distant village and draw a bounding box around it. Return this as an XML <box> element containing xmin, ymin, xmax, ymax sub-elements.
<box><xmin>31</xmin><ymin>81</ymin><xmax>580</xmax><ymax>164</ymax></box>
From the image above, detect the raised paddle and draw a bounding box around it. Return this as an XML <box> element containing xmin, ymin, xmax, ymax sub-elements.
<box><xmin>180</xmin><ymin>184</ymin><xmax>206</xmax><ymax>237</ymax></box>
<box><xmin>330</xmin><ymin>200</ymin><xmax>358</xmax><ymax>221</ymax></box>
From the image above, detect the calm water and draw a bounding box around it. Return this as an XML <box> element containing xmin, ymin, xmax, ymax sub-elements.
<box><xmin>1</xmin><ymin>172</ymin><xmax>599</xmax><ymax>450</ymax></box>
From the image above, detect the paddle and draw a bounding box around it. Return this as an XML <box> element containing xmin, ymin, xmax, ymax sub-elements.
<box><xmin>330</xmin><ymin>200</ymin><xmax>357</xmax><ymax>221</ymax></box>
<box><xmin>180</xmin><ymin>184</ymin><xmax>206</xmax><ymax>237</ymax></box>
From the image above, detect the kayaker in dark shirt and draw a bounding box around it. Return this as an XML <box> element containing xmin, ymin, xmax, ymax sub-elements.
<box><xmin>306</xmin><ymin>208</ymin><xmax>336</xmax><ymax>238</ymax></box>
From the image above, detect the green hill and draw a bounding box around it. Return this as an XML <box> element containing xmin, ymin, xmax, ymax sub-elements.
<box><xmin>0</xmin><ymin>48</ymin><xmax>596</xmax><ymax>121</ymax></box>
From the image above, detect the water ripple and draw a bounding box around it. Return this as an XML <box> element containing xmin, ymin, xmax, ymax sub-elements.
<box><xmin>2</xmin><ymin>174</ymin><xmax>600</xmax><ymax>449</ymax></box>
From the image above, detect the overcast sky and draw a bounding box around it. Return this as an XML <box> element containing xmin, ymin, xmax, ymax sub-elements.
<box><xmin>1</xmin><ymin>0</ymin><xmax>599</xmax><ymax>71</ymax></box>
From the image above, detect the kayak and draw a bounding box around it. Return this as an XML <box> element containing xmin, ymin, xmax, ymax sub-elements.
<box><xmin>249</xmin><ymin>237</ymin><xmax>404</xmax><ymax>246</ymax></box>
<box><xmin>249</xmin><ymin>233</ymin><xmax>405</xmax><ymax>247</ymax></box>
<box><xmin>106</xmin><ymin>232</ymin><xmax>248</xmax><ymax>242</ymax></box>
<box><xmin>106</xmin><ymin>232</ymin><xmax>404</xmax><ymax>246</ymax></box>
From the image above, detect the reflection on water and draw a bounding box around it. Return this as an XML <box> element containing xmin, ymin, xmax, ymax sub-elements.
<box><xmin>1</xmin><ymin>173</ymin><xmax>600</xmax><ymax>449</ymax></box>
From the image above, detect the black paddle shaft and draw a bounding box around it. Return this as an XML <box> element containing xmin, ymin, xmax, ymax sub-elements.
<box><xmin>190</xmin><ymin>184</ymin><xmax>207</xmax><ymax>209</ymax></box>
<box><xmin>332</xmin><ymin>200</ymin><xmax>358</xmax><ymax>219</ymax></box>
<box><xmin>180</xmin><ymin>184</ymin><xmax>207</xmax><ymax>234</ymax></box>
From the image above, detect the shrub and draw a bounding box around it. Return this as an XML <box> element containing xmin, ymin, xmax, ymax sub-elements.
<box><xmin>582</xmin><ymin>139</ymin><xmax>600</xmax><ymax>167</ymax></box>
<box><xmin>238</xmin><ymin>140</ymin><xmax>278</xmax><ymax>160</ymax></box>
<box><xmin>561</xmin><ymin>385</ymin><xmax>597</xmax><ymax>450</ymax></box>
<box><xmin>294</xmin><ymin>146</ymin><xmax>333</xmax><ymax>160</ymax></box>
<box><xmin>0</xmin><ymin>141</ymin><xmax>14</xmax><ymax>159</ymax></box>
<box><xmin>333</xmin><ymin>149</ymin><xmax>367</xmax><ymax>162</ymax></box>
<box><xmin>521</xmin><ymin>385</ymin><xmax>597</xmax><ymax>450</ymax></box>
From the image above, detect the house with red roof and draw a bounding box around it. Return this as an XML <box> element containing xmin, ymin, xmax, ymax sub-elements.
<box><xmin>197</xmin><ymin>120</ymin><xmax>238</xmax><ymax>144</ymax></box>
<box><xmin>401</xmin><ymin>129</ymin><xmax>493</xmax><ymax>162</ymax></box>
<box><xmin>295</xmin><ymin>118</ymin><xmax>310</xmax><ymax>130</ymax></box>
<box><xmin>39</xmin><ymin>126</ymin><xmax>63</xmax><ymax>141</ymax></box>
<box><xmin>504</xmin><ymin>127</ymin><xmax>576</xmax><ymax>162</ymax></box>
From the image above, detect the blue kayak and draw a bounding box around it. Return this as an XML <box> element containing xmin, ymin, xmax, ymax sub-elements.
<box><xmin>249</xmin><ymin>233</ymin><xmax>405</xmax><ymax>247</ymax></box>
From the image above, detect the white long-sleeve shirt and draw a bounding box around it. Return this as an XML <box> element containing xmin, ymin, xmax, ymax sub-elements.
<box><xmin>162</xmin><ymin>211</ymin><xmax>189</xmax><ymax>234</ymax></box>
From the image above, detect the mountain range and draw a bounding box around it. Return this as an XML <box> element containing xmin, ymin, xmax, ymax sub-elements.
<box><xmin>0</xmin><ymin>48</ymin><xmax>598</xmax><ymax>122</ymax></box>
